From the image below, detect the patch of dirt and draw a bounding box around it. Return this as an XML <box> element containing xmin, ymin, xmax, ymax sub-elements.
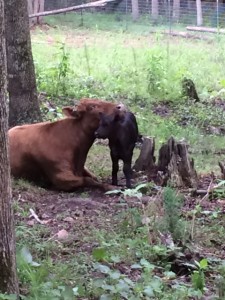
<box><xmin>30</xmin><ymin>23</ymin><xmax>56</xmax><ymax>32</ymax></box>
<box><xmin>152</xmin><ymin>102</ymin><xmax>173</xmax><ymax>118</ymax></box>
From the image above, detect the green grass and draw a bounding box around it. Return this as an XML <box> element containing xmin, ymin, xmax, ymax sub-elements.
<box><xmin>44</xmin><ymin>12</ymin><xmax>188</xmax><ymax>34</ymax></box>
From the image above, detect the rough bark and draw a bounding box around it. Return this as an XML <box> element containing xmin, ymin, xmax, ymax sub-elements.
<box><xmin>219</xmin><ymin>161</ymin><xmax>225</xmax><ymax>179</ymax></box>
<box><xmin>133</xmin><ymin>137</ymin><xmax>156</xmax><ymax>171</ymax></box>
<box><xmin>27</xmin><ymin>0</ymin><xmax>35</xmax><ymax>26</ymax></box>
<box><xmin>172</xmin><ymin>0</ymin><xmax>180</xmax><ymax>21</ymax></box>
<box><xmin>29</xmin><ymin>0</ymin><xmax>45</xmax><ymax>25</ymax></box>
<box><xmin>151</xmin><ymin>0</ymin><xmax>158</xmax><ymax>22</ymax></box>
<box><xmin>0</xmin><ymin>0</ymin><xmax>19</xmax><ymax>295</ymax></box>
<box><xmin>4</xmin><ymin>0</ymin><xmax>42</xmax><ymax>127</ymax></box>
<box><xmin>28</xmin><ymin>0</ymin><xmax>45</xmax><ymax>25</ymax></box>
<box><xmin>196</xmin><ymin>0</ymin><xmax>203</xmax><ymax>26</ymax></box>
<box><xmin>131</xmin><ymin>0</ymin><xmax>139</xmax><ymax>21</ymax></box>
<box><xmin>158</xmin><ymin>137</ymin><xmax>198</xmax><ymax>188</ymax></box>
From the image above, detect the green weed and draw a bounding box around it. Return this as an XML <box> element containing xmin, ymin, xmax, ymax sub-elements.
<box><xmin>162</xmin><ymin>187</ymin><xmax>186</xmax><ymax>243</ymax></box>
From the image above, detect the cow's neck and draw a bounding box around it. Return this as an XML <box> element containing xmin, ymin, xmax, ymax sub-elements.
<box><xmin>80</xmin><ymin>115</ymin><xmax>99</xmax><ymax>138</ymax></box>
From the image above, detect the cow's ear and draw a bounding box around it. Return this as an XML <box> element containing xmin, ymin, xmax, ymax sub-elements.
<box><xmin>62</xmin><ymin>106</ymin><xmax>82</xmax><ymax>118</ymax></box>
<box><xmin>62</xmin><ymin>106</ymin><xmax>75</xmax><ymax>117</ymax></box>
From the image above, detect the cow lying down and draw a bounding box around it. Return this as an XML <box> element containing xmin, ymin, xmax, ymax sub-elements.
<box><xmin>8</xmin><ymin>99</ymin><xmax>125</xmax><ymax>191</ymax></box>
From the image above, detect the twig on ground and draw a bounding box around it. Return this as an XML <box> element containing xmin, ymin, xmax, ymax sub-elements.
<box><xmin>29</xmin><ymin>208</ymin><xmax>44</xmax><ymax>224</ymax></box>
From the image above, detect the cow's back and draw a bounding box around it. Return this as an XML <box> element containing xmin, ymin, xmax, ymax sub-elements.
<box><xmin>8</xmin><ymin>123</ymin><xmax>50</xmax><ymax>182</ymax></box>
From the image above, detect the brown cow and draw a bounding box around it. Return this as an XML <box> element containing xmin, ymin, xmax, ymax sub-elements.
<box><xmin>8</xmin><ymin>99</ymin><xmax>125</xmax><ymax>191</ymax></box>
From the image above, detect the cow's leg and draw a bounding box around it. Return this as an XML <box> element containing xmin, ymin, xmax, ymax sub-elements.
<box><xmin>123</xmin><ymin>157</ymin><xmax>132</xmax><ymax>188</ymax></box>
<box><xmin>52</xmin><ymin>171</ymin><xmax>113</xmax><ymax>192</ymax></box>
<box><xmin>83</xmin><ymin>167</ymin><xmax>98</xmax><ymax>181</ymax></box>
<box><xmin>111</xmin><ymin>152</ymin><xmax>119</xmax><ymax>186</ymax></box>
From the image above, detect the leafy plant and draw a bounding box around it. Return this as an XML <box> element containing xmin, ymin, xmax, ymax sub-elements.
<box><xmin>191</xmin><ymin>259</ymin><xmax>208</xmax><ymax>293</ymax></box>
<box><xmin>17</xmin><ymin>247</ymin><xmax>78</xmax><ymax>299</ymax></box>
<box><xmin>92</xmin><ymin>261</ymin><xmax>164</xmax><ymax>299</ymax></box>
<box><xmin>105</xmin><ymin>183</ymin><xmax>149</xmax><ymax>200</ymax></box>
<box><xmin>146</xmin><ymin>52</ymin><xmax>167</xmax><ymax>95</ymax></box>
<box><xmin>162</xmin><ymin>187</ymin><xmax>185</xmax><ymax>242</ymax></box>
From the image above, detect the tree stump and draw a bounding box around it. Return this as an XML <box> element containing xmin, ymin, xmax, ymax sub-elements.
<box><xmin>133</xmin><ymin>137</ymin><xmax>156</xmax><ymax>172</ymax></box>
<box><xmin>158</xmin><ymin>137</ymin><xmax>198</xmax><ymax>188</ymax></box>
<box><xmin>182</xmin><ymin>77</ymin><xmax>200</xmax><ymax>102</ymax></box>
<box><xmin>219</xmin><ymin>161</ymin><xmax>225</xmax><ymax>179</ymax></box>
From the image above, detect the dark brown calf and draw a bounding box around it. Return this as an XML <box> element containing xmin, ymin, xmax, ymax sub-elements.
<box><xmin>95</xmin><ymin>111</ymin><xmax>139</xmax><ymax>188</ymax></box>
<box><xmin>8</xmin><ymin>99</ymin><xmax>125</xmax><ymax>191</ymax></box>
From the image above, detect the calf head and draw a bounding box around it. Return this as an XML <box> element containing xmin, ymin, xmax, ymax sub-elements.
<box><xmin>74</xmin><ymin>98</ymin><xmax>126</xmax><ymax>120</ymax></box>
<box><xmin>62</xmin><ymin>99</ymin><xmax>126</xmax><ymax>131</ymax></box>
<box><xmin>95</xmin><ymin>113</ymin><xmax>124</xmax><ymax>139</ymax></box>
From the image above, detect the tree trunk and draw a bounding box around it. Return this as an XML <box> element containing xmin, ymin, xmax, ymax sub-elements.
<box><xmin>39</xmin><ymin>0</ymin><xmax>45</xmax><ymax>24</ymax></box>
<box><xmin>131</xmin><ymin>0</ymin><xmax>139</xmax><ymax>21</ymax></box>
<box><xmin>196</xmin><ymin>0</ymin><xmax>203</xmax><ymax>26</ymax></box>
<box><xmin>151</xmin><ymin>0</ymin><xmax>159</xmax><ymax>22</ymax></box>
<box><xmin>4</xmin><ymin>0</ymin><xmax>42</xmax><ymax>127</ymax></box>
<box><xmin>28</xmin><ymin>0</ymin><xmax>35</xmax><ymax>26</ymax></box>
<box><xmin>28</xmin><ymin>0</ymin><xmax>45</xmax><ymax>25</ymax></box>
<box><xmin>0</xmin><ymin>0</ymin><xmax>19</xmax><ymax>295</ymax></box>
<box><xmin>172</xmin><ymin>0</ymin><xmax>180</xmax><ymax>21</ymax></box>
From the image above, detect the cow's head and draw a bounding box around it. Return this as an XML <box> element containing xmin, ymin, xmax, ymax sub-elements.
<box><xmin>74</xmin><ymin>98</ymin><xmax>126</xmax><ymax>117</ymax></box>
<box><xmin>62</xmin><ymin>99</ymin><xmax>126</xmax><ymax>132</ymax></box>
<box><xmin>95</xmin><ymin>112</ymin><xmax>124</xmax><ymax>139</ymax></box>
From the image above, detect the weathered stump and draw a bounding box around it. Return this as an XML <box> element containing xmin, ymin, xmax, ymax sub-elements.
<box><xmin>182</xmin><ymin>77</ymin><xmax>200</xmax><ymax>102</ymax></box>
<box><xmin>133</xmin><ymin>137</ymin><xmax>156</xmax><ymax>172</ymax></box>
<box><xmin>158</xmin><ymin>137</ymin><xmax>198</xmax><ymax>188</ymax></box>
<box><xmin>219</xmin><ymin>161</ymin><xmax>225</xmax><ymax>179</ymax></box>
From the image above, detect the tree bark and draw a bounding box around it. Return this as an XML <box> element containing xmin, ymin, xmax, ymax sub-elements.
<box><xmin>151</xmin><ymin>0</ymin><xmax>159</xmax><ymax>22</ymax></box>
<box><xmin>28</xmin><ymin>0</ymin><xmax>35</xmax><ymax>26</ymax></box>
<box><xmin>219</xmin><ymin>161</ymin><xmax>225</xmax><ymax>179</ymax></box>
<box><xmin>133</xmin><ymin>137</ymin><xmax>156</xmax><ymax>172</ymax></box>
<box><xmin>4</xmin><ymin>0</ymin><xmax>42</xmax><ymax>127</ymax></box>
<box><xmin>28</xmin><ymin>0</ymin><xmax>45</xmax><ymax>25</ymax></box>
<box><xmin>0</xmin><ymin>0</ymin><xmax>19</xmax><ymax>295</ymax></box>
<box><xmin>131</xmin><ymin>0</ymin><xmax>139</xmax><ymax>21</ymax></box>
<box><xmin>158</xmin><ymin>137</ymin><xmax>198</xmax><ymax>188</ymax></box>
<box><xmin>172</xmin><ymin>0</ymin><xmax>180</xmax><ymax>21</ymax></box>
<box><xmin>196</xmin><ymin>0</ymin><xmax>203</xmax><ymax>26</ymax></box>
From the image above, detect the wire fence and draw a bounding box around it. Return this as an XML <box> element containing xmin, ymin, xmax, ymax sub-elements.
<box><xmin>43</xmin><ymin>0</ymin><xmax>225</xmax><ymax>29</ymax></box>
